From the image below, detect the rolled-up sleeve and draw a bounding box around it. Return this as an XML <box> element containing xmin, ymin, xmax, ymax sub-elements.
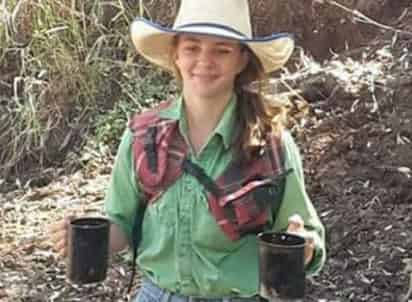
<box><xmin>104</xmin><ymin>127</ymin><xmax>142</xmax><ymax>246</ymax></box>
<box><xmin>273</xmin><ymin>130</ymin><xmax>326</xmax><ymax>275</ymax></box>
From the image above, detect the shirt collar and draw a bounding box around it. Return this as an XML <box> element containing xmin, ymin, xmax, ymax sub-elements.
<box><xmin>158</xmin><ymin>94</ymin><xmax>238</xmax><ymax>150</ymax></box>
<box><xmin>214</xmin><ymin>94</ymin><xmax>237</xmax><ymax>150</ymax></box>
<box><xmin>158</xmin><ymin>95</ymin><xmax>183</xmax><ymax>121</ymax></box>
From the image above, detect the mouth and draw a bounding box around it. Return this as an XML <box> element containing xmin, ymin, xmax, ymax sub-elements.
<box><xmin>191</xmin><ymin>74</ymin><xmax>219</xmax><ymax>81</ymax></box>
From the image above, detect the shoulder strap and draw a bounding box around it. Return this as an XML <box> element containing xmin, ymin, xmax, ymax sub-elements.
<box><xmin>127</xmin><ymin>199</ymin><xmax>146</xmax><ymax>294</ymax></box>
<box><xmin>181</xmin><ymin>158</ymin><xmax>221</xmax><ymax>196</ymax></box>
<box><xmin>127</xmin><ymin>102</ymin><xmax>173</xmax><ymax>294</ymax></box>
<box><xmin>266</xmin><ymin>132</ymin><xmax>293</xmax><ymax>215</ymax></box>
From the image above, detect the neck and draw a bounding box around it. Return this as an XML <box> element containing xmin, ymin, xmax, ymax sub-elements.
<box><xmin>182</xmin><ymin>89</ymin><xmax>234</xmax><ymax>152</ymax></box>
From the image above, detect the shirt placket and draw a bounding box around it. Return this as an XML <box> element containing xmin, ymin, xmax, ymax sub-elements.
<box><xmin>177</xmin><ymin>175</ymin><xmax>196</xmax><ymax>290</ymax></box>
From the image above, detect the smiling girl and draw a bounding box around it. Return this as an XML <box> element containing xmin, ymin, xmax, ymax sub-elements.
<box><xmin>50</xmin><ymin>1</ymin><xmax>326</xmax><ymax>301</ymax></box>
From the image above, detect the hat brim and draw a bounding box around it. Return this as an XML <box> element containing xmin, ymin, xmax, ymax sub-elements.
<box><xmin>130</xmin><ymin>18</ymin><xmax>295</xmax><ymax>73</ymax></box>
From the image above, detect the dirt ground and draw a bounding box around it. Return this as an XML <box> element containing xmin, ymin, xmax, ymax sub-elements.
<box><xmin>1</xmin><ymin>1</ymin><xmax>412</xmax><ymax>302</ymax></box>
<box><xmin>300</xmin><ymin>54</ymin><xmax>412</xmax><ymax>301</ymax></box>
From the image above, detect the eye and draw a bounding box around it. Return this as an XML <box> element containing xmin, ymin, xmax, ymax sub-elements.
<box><xmin>217</xmin><ymin>48</ymin><xmax>231</xmax><ymax>54</ymax></box>
<box><xmin>183</xmin><ymin>45</ymin><xmax>199</xmax><ymax>53</ymax></box>
<box><xmin>214</xmin><ymin>46</ymin><xmax>237</xmax><ymax>56</ymax></box>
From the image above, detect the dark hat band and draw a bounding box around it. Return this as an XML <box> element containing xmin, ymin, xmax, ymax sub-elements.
<box><xmin>176</xmin><ymin>23</ymin><xmax>247</xmax><ymax>38</ymax></box>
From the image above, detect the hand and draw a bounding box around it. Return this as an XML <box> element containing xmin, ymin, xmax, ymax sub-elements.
<box><xmin>49</xmin><ymin>216</ymin><xmax>74</xmax><ymax>257</ymax></box>
<box><xmin>286</xmin><ymin>214</ymin><xmax>315</xmax><ymax>266</ymax></box>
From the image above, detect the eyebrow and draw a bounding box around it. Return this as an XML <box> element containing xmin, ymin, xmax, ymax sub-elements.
<box><xmin>181</xmin><ymin>36</ymin><xmax>238</xmax><ymax>47</ymax></box>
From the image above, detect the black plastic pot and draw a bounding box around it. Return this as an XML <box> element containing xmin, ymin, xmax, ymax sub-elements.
<box><xmin>257</xmin><ymin>232</ymin><xmax>306</xmax><ymax>301</ymax></box>
<box><xmin>67</xmin><ymin>217</ymin><xmax>110</xmax><ymax>284</ymax></box>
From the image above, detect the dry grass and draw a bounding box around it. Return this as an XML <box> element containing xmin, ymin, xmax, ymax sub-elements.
<box><xmin>1</xmin><ymin>0</ymin><xmax>410</xmax><ymax>190</ymax></box>
<box><xmin>0</xmin><ymin>0</ymin><xmax>151</xmax><ymax>186</ymax></box>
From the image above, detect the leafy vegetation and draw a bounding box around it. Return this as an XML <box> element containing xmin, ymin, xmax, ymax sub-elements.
<box><xmin>0</xmin><ymin>0</ymin><xmax>175</xmax><ymax>186</ymax></box>
<box><xmin>93</xmin><ymin>68</ymin><xmax>176</xmax><ymax>148</ymax></box>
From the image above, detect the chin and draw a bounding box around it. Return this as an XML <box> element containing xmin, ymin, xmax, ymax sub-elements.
<box><xmin>195</xmin><ymin>84</ymin><xmax>233</xmax><ymax>98</ymax></box>
<box><xmin>196</xmin><ymin>90</ymin><xmax>226</xmax><ymax>99</ymax></box>
<box><xmin>184</xmin><ymin>79</ymin><xmax>233</xmax><ymax>99</ymax></box>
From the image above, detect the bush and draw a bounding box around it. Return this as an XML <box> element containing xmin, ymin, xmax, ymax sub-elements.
<box><xmin>93</xmin><ymin>68</ymin><xmax>176</xmax><ymax>149</ymax></box>
<box><xmin>0</xmin><ymin>0</ymin><xmax>175</xmax><ymax>185</ymax></box>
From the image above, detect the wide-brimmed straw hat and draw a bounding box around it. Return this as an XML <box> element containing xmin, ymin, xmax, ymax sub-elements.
<box><xmin>130</xmin><ymin>0</ymin><xmax>294</xmax><ymax>74</ymax></box>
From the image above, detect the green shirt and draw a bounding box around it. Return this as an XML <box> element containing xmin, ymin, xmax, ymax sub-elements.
<box><xmin>105</xmin><ymin>95</ymin><xmax>326</xmax><ymax>298</ymax></box>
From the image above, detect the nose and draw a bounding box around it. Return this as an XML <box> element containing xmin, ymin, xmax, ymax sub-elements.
<box><xmin>197</xmin><ymin>49</ymin><xmax>214</xmax><ymax>67</ymax></box>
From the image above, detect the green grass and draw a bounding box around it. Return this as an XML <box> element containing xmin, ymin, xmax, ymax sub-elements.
<box><xmin>0</xmin><ymin>0</ymin><xmax>175</xmax><ymax>184</ymax></box>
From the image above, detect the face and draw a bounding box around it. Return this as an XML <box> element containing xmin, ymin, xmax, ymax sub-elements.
<box><xmin>173</xmin><ymin>34</ymin><xmax>249</xmax><ymax>100</ymax></box>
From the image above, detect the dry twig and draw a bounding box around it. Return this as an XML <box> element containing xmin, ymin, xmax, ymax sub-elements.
<box><xmin>319</xmin><ymin>0</ymin><xmax>412</xmax><ymax>37</ymax></box>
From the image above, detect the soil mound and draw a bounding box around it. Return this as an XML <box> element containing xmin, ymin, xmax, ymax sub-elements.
<box><xmin>282</xmin><ymin>17</ymin><xmax>412</xmax><ymax>302</ymax></box>
<box><xmin>252</xmin><ymin>0</ymin><xmax>412</xmax><ymax>60</ymax></box>
<box><xmin>145</xmin><ymin>0</ymin><xmax>412</xmax><ymax>60</ymax></box>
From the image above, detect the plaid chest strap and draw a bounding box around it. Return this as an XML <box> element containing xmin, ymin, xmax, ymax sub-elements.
<box><xmin>129</xmin><ymin>105</ymin><xmax>288</xmax><ymax>241</ymax></box>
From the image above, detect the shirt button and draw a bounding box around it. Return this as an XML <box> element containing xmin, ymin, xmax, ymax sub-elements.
<box><xmin>184</xmin><ymin>181</ymin><xmax>193</xmax><ymax>191</ymax></box>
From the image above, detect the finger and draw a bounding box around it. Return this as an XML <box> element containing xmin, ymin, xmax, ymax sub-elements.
<box><xmin>58</xmin><ymin>248</ymin><xmax>67</xmax><ymax>258</ymax></box>
<box><xmin>50</xmin><ymin>233</ymin><xmax>62</xmax><ymax>247</ymax></box>
<box><xmin>304</xmin><ymin>239</ymin><xmax>316</xmax><ymax>265</ymax></box>
<box><xmin>54</xmin><ymin>240</ymin><xmax>67</xmax><ymax>255</ymax></box>
<box><xmin>288</xmin><ymin>214</ymin><xmax>304</xmax><ymax>225</ymax></box>
<box><xmin>65</xmin><ymin>215</ymin><xmax>76</xmax><ymax>222</ymax></box>
<box><xmin>49</xmin><ymin>216</ymin><xmax>72</xmax><ymax>235</ymax></box>
<box><xmin>63</xmin><ymin>216</ymin><xmax>75</xmax><ymax>228</ymax></box>
<box><xmin>287</xmin><ymin>223</ymin><xmax>303</xmax><ymax>233</ymax></box>
<box><xmin>50</xmin><ymin>228</ymin><xmax>68</xmax><ymax>251</ymax></box>
<box><xmin>306</xmin><ymin>236</ymin><xmax>315</xmax><ymax>246</ymax></box>
<box><xmin>49</xmin><ymin>221</ymin><xmax>65</xmax><ymax>234</ymax></box>
<box><xmin>56</xmin><ymin>237</ymin><xmax>67</xmax><ymax>250</ymax></box>
<box><xmin>287</xmin><ymin>214</ymin><xmax>304</xmax><ymax>233</ymax></box>
<box><xmin>50</xmin><ymin>217</ymin><xmax>74</xmax><ymax>241</ymax></box>
<box><xmin>50</xmin><ymin>225</ymin><xmax>67</xmax><ymax>239</ymax></box>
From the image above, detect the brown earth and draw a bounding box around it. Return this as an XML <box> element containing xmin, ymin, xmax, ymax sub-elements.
<box><xmin>145</xmin><ymin>0</ymin><xmax>412</xmax><ymax>60</ymax></box>
<box><xmin>1</xmin><ymin>1</ymin><xmax>412</xmax><ymax>302</ymax></box>
<box><xmin>2</xmin><ymin>0</ymin><xmax>411</xmax><ymax>188</ymax></box>
<box><xmin>251</xmin><ymin>0</ymin><xmax>412</xmax><ymax>60</ymax></box>
<box><xmin>301</xmin><ymin>53</ymin><xmax>412</xmax><ymax>301</ymax></box>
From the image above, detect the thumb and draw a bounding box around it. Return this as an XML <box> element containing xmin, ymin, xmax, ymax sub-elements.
<box><xmin>62</xmin><ymin>215</ymin><xmax>76</xmax><ymax>229</ymax></box>
<box><xmin>287</xmin><ymin>214</ymin><xmax>304</xmax><ymax>234</ymax></box>
<box><xmin>65</xmin><ymin>208</ymin><xmax>84</xmax><ymax>224</ymax></box>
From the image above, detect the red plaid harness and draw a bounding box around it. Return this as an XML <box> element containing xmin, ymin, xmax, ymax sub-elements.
<box><xmin>129</xmin><ymin>102</ymin><xmax>289</xmax><ymax>241</ymax></box>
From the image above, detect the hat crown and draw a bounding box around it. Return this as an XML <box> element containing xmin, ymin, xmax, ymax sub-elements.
<box><xmin>173</xmin><ymin>0</ymin><xmax>252</xmax><ymax>38</ymax></box>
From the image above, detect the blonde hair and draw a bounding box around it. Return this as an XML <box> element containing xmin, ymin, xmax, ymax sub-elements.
<box><xmin>169</xmin><ymin>36</ymin><xmax>285</xmax><ymax>160</ymax></box>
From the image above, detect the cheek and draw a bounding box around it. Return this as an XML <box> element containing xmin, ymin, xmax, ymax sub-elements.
<box><xmin>174</xmin><ymin>57</ymin><xmax>190</xmax><ymax>75</ymax></box>
<box><xmin>225</xmin><ymin>61</ymin><xmax>245</xmax><ymax>77</ymax></box>
<box><xmin>222</xmin><ymin>55</ymin><xmax>247</xmax><ymax>75</ymax></box>
<box><xmin>236</xmin><ymin>57</ymin><xmax>248</xmax><ymax>74</ymax></box>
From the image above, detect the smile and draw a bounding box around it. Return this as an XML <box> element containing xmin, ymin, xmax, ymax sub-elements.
<box><xmin>192</xmin><ymin>74</ymin><xmax>218</xmax><ymax>80</ymax></box>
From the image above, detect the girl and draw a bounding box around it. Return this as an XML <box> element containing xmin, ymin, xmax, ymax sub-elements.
<box><xmin>51</xmin><ymin>1</ymin><xmax>326</xmax><ymax>301</ymax></box>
